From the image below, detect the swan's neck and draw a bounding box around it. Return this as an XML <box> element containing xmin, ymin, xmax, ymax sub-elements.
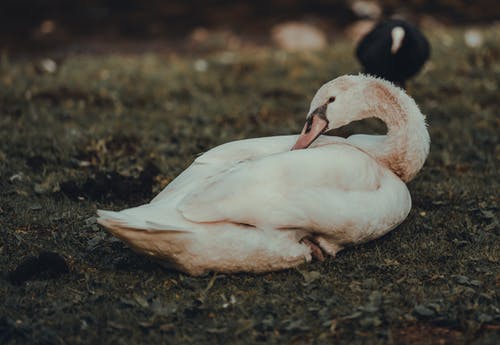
<box><xmin>381</xmin><ymin>118</ymin><xmax>429</xmax><ymax>181</ymax></box>
<box><xmin>355</xmin><ymin>91</ymin><xmax>430</xmax><ymax>182</ymax></box>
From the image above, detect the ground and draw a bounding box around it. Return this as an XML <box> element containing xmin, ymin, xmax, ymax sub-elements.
<box><xmin>0</xmin><ymin>24</ymin><xmax>499</xmax><ymax>344</ymax></box>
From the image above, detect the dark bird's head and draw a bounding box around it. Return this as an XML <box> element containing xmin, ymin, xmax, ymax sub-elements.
<box><xmin>355</xmin><ymin>19</ymin><xmax>430</xmax><ymax>88</ymax></box>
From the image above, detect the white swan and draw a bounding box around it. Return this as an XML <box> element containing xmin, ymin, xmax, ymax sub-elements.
<box><xmin>97</xmin><ymin>75</ymin><xmax>430</xmax><ymax>275</ymax></box>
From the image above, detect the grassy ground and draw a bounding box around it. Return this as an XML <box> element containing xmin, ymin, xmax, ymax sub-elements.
<box><xmin>1</xmin><ymin>25</ymin><xmax>499</xmax><ymax>344</ymax></box>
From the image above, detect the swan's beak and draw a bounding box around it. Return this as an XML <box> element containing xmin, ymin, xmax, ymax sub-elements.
<box><xmin>291</xmin><ymin>108</ymin><xmax>328</xmax><ymax>150</ymax></box>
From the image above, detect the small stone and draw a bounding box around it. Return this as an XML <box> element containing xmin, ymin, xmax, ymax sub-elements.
<box><xmin>283</xmin><ymin>319</ymin><xmax>310</xmax><ymax>331</ymax></box>
<box><xmin>464</xmin><ymin>29</ymin><xmax>483</xmax><ymax>48</ymax></box>
<box><xmin>34</xmin><ymin>174</ymin><xmax>60</xmax><ymax>194</ymax></box>
<box><xmin>87</xmin><ymin>235</ymin><xmax>104</xmax><ymax>251</ymax></box>
<box><xmin>190</xmin><ymin>27</ymin><xmax>209</xmax><ymax>43</ymax></box>
<box><xmin>133</xmin><ymin>294</ymin><xmax>149</xmax><ymax>308</ymax></box>
<box><xmin>351</xmin><ymin>1</ymin><xmax>382</xmax><ymax>19</ymax></box>
<box><xmin>217</xmin><ymin>52</ymin><xmax>236</xmax><ymax>64</ymax></box>
<box><xmin>80</xmin><ymin>319</ymin><xmax>88</xmax><ymax>330</ymax></box>
<box><xmin>359</xmin><ymin>316</ymin><xmax>382</xmax><ymax>328</ymax></box>
<box><xmin>194</xmin><ymin>59</ymin><xmax>208</xmax><ymax>72</ymax></box>
<box><xmin>420</xmin><ymin>15</ymin><xmax>446</xmax><ymax>31</ymax></box>
<box><xmin>40</xmin><ymin>59</ymin><xmax>57</xmax><ymax>74</ymax></box>
<box><xmin>99</xmin><ymin>69</ymin><xmax>110</xmax><ymax>80</ymax></box>
<box><xmin>138</xmin><ymin>321</ymin><xmax>155</xmax><ymax>329</ymax></box>
<box><xmin>364</xmin><ymin>291</ymin><xmax>382</xmax><ymax>312</ymax></box>
<box><xmin>477</xmin><ymin>313</ymin><xmax>493</xmax><ymax>323</ymax></box>
<box><xmin>480</xmin><ymin>210</ymin><xmax>495</xmax><ymax>219</ymax></box>
<box><xmin>345</xmin><ymin>19</ymin><xmax>376</xmax><ymax>43</ymax></box>
<box><xmin>344</xmin><ymin>311</ymin><xmax>363</xmax><ymax>320</ymax></box>
<box><xmin>470</xmin><ymin>280</ymin><xmax>482</xmax><ymax>287</ymax></box>
<box><xmin>85</xmin><ymin>217</ymin><xmax>97</xmax><ymax>226</ymax></box>
<box><xmin>271</xmin><ymin>22</ymin><xmax>327</xmax><ymax>51</ymax></box>
<box><xmin>159</xmin><ymin>323</ymin><xmax>175</xmax><ymax>332</ymax></box>
<box><xmin>29</xmin><ymin>203</ymin><xmax>42</xmax><ymax>211</ymax></box>
<box><xmin>39</xmin><ymin>20</ymin><xmax>56</xmax><ymax>35</ymax></box>
<box><xmin>188</xmin><ymin>27</ymin><xmax>241</xmax><ymax>50</ymax></box>
<box><xmin>260</xmin><ymin>315</ymin><xmax>275</xmax><ymax>330</ymax></box>
<box><xmin>413</xmin><ymin>305</ymin><xmax>435</xmax><ymax>318</ymax></box>
<box><xmin>108</xmin><ymin>321</ymin><xmax>127</xmax><ymax>329</ymax></box>
<box><xmin>362</xmin><ymin>278</ymin><xmax>377</xmax><ymax>288</ymax></box>
<box><xmin>298</xmin><ymin>269</ymin><xmax>321</xmax><ymax>284</ymax></box>
<box><xmin>453</xmin><ymin>275</ymin><xmax>470</xmax><ymax>285</ymax></box>
<box><xmin>206</xmin><ymin>327</ymin><xmax>227</xmax><ymax>334</ymax></box>
<box><xmin>9</xmin><ymin>172</ymin><xmax>24</xmax><ymax>183</ymax></box>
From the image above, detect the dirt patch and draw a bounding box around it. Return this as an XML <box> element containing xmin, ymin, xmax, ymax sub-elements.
<box><xmin>393</xmin><ymin>324</ymin><xmax>465</xmax><ymax>344</ymax></box>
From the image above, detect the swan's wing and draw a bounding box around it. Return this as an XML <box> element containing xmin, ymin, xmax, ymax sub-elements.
<box><xmin>193</xmin><ymin>135</ymin><xmax>297</xmax><ymax>164</ymax></box>
<box><xmin>151</xmin><ymin>135</ymin><xmax>344</xmax><ymax>203</ymax></box>
<box><xmin>193</xmin><ymin>134</ymin><xmax>346</xmax><ymax>165</ymax></box>
<box><xmin>176</xmin><ymin>144</ymin><xmax>407</xmax><ymax>235</ymax></box>
<box><xmin>151</xmin><ymin>135</ymin><xmax>296</xmax><ymax>203</ymax></box>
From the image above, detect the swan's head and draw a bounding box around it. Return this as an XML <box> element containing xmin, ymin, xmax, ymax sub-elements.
<box><xmin>292</xmin><ymin>74</ymin><xmax>414</xmax><ymax>150</ymax></box>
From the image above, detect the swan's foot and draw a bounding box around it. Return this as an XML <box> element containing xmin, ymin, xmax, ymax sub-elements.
<box><xmin>314</xmin><ymin>236</ymin><xmax>344</xmax><ymax>257</ymax></box>
<box><xmin>301</xmin><ymin>238</ymin><xmax>325</xmax><ymax>261</ymax></box>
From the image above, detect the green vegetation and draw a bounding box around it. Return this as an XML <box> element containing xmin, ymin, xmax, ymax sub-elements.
<box><xmin>0</xmin><ymin>25</ymin><xmax>498</xmax><ymax>344</ymax></box>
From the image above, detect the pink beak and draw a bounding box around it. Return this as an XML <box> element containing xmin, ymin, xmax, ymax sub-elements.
<box><xmin>291</xmin><ymin>114</ymin><xmax>329</xmax><ymax>150</ymax></box>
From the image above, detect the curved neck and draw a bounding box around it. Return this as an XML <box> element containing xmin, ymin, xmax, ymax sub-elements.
<box><xmin>354</xmin><ymin>87</ymin><xmax>430</xmax><ymax>182</ymax></box>
<box><xmin>380</xmin><ymin>114</ymin><xmax>429</xmax><ymax>182</ymax></box>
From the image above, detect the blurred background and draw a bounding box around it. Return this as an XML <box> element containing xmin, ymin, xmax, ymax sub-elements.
<box><xmin>1</xmin><ymin>0</ymin><xmax>499</xmax><ymax>54</ymax></box>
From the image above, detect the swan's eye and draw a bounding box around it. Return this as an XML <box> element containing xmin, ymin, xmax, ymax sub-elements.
<box><xmin>328</xmin><ymin>96</ymin><xmax>336</xmax><ymax>103</ymax></box>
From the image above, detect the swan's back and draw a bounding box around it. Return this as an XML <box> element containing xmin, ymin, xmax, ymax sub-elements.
<box><xmin>98</xmin><ymin>138</ymin><xmax>411</xmax><ymax>275</ymax></box>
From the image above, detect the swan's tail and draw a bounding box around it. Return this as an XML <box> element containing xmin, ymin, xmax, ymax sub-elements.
<box><xmin>97</xmin><ymin>209</ymin><xmax>190</xmax><ymax>233</ymax></box>
<box><xmin>97</xmin><ymin>209</ymin><xmax>199</xmax><ymax>273</ymax></box>
<box><xmin>97</xmin><ymin>209</ymin><xmax>191</xmax><ymax>251</ymax></box>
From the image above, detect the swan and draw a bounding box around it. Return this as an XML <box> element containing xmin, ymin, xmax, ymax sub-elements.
<box><xmin>97</xmin><ymin>74</ymin><xmax>430</xmax><ymax>276</ymax></box>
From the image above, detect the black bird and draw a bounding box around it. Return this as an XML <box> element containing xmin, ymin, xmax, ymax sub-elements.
<box><xmin>356</xmin><ymin>19</ymin><xmax>430</xmax><ymax>88</ymax></box>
